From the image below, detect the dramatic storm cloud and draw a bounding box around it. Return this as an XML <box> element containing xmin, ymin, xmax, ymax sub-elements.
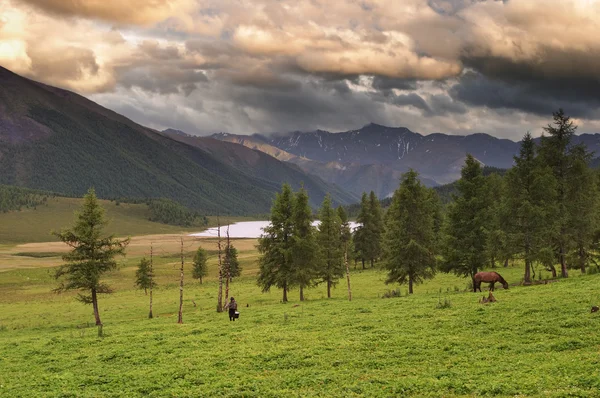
<box><xmin>2</xmin><ymin>0</ymin><xmax>600</xmax><ymax>138</ymax></box>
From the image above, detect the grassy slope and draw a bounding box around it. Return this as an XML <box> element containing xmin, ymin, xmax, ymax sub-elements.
<box><xmin>0</xmin><ymin>197</ymin><xmax>201</xmax><ymax>244</ymax></box>
<box><xmin>0</xmin><ymin>239</ymin><xmax>599</xmax><ymax>397</ymax></box>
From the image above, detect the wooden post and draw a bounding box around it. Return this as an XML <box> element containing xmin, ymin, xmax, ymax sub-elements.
<box><xmin>149</xmin><ymin>242</ymin><xmax>154</xmax><ymax>319</ymax></box>
<box><xmin>177</xmin><ymin>237</ymin><xmax>184</xmax><ymax>324</ymax></box>
<box><xmin>216</xmin><ymin>217</ymin><xmax>224</xmax><ymax>312</ymax></box>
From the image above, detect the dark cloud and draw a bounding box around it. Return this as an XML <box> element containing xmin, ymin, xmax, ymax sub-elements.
<box><xmin>372</xmin><ymin>76</ymin><xmax>418</xmax><ymax>91</ymax></box>
<box><xmin>449</xmin><ymin>71</ymin><xmax>600</xmax><ymax>119</ymax></box>
<box><xmin>117</xmin><ymin>65</ymin><xmax>208</xmax><ymax>95</ymax></box>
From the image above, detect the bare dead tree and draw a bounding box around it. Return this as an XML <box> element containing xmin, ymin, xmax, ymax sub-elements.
<box><xmin>224</xmin><ymin>224</ymin><xmax>231</xmax><ymax>303</ymax></box>
<box><xmin>216</xmin><ymin>217</ymin><xmax>224</xmax><ymax>313</ymax></box>
<box><xmin>149</xmin><ymin>242</ymin><xmax>154</xmax><ymax>319</ymax></box>
<box><xmin>344</xmin><ymin>241</ymin><xmax>352</xmax><ymax>301</ymax></box>
<box><xmin>177</xmin><ymin>237</ymin><xmax>184</xmax><ymax>324</ymax></box>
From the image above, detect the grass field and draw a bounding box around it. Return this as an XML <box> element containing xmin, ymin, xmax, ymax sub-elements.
<box><xmin>1</xmin><ymin>231</ymin><xmax>599</xmax><ymax>397</ymax></box>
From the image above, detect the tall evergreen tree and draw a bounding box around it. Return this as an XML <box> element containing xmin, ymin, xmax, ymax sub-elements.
<box><xmin>368</xmin><ymin>191</ymin><xmax>384</xmax><ymax>267</ymax></box>
<box><xmin>353</xmin><ymin>193</ymin><xmax>372</xmax><ymax>269</ymax></box>
<box><xmin>482</xmin><ymin>173</ymin><xmax>510</xmax><ymax>269</ymax></box>
<box><xmin>317</xmin><ymin>194</ymin><xmax>344</xmax><ymax>298</ymax></box>
<box><xmin>135</xmin><ymin>257</ymin><xmax>154</xmax><ymax>295</ymax></box>
<box><xmin>441</xmin><ymin>154</ymin><xmax>488</xmax><ymax>281</ymax></box>
<box><xmin>505</xmin><ymin>133</ymin><xmax>557</xmax><ymax>283</ymax></box>
<box><xmin>192</xmin><ymin>247</ymin><xmax>208</xmax><ymax>284</ymax></box>
<box><xmin>290</xmin><ymin>186</ymin><xmax>319</xmax><ymax>301</ymax></box>
<box><xmin>257</xmin><ymin>184</ymin><xmax>295</xmax><ymax>302</ymax></box>
<box><xmin>383</xmin><ymin>170</ymin><xmax>437</xmax><ymax>294</ymax></box>
<box><xmin>538</xmin><ymin>109</ymin><xmax>578</xmax><ymax>278</ymax></box>
<box><xmin>566</xmin><ymin>145</ymin><xmax>598</xmax><ymax>273</ymax></box>
<box><xmin>54</xmin><ymin>188</ymin><xmax>129</xmax><ymax>326</ymax></box>
<box><xmin>337</xmin><ymin>206</ymin><xmax>353</xmax><ymax>301</ymax></box>
<box><xmin>225</xmin><ymin>244</ymin><xmax>241</xmax><ymax>280</ymax></box>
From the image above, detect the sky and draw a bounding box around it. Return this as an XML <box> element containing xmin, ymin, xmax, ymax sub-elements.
<box><xmin>1</xmin><ymin>0</ymin><xmax>600</xmax><ymax>140</ymax></box>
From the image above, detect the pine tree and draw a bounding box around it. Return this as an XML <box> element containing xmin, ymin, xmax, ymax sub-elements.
<box><xmin>54</xmin><ymin>188</ymin><xmax>129</xmax><ymax>326</ymax></box>
<box><xmin>337</xmin><ymin>206</ymin><xmax>353</xmax><ymax>301</ymax></box>
<box><xmin>353</xmin><ymin>193</ymin><xmax>372</xmax><ymax>269</ymax></box>
<box><xmin>225</xmin><ymin>245</ymin><xmax>241</xmax><ymax>280</ymax></box>
<box><xmin>317</xmin><ymin>194</ymin><xmax>344</xmax><ymax>298</ymax></box>
<box><xmin>290</xmin><ymin>186</ymin><xmax>319</xmax><ymax>301</ymax></box>
<box><xmin>566</xmin><ymin>145</ymin><xmax>598</xmax><ymax>274</ymax></box>
<box><xmin>441</xmin><ymin>154</ymin><xmax>488</xmax><ymax>281</ymax></box>
<box><xmin>257</xmin><ymin>184</ymin><xmax>295</xmax><ymax>302</ymax></box>
<box><xmin>135</xmin><ymin>257</ymin><xmax>154</xmax><ymax>295</ymax></box>
<box><xmin>482</xmin><ymin>173</ymin><xmax>509</xmax><ymax>269</ymax></box>
<box><xmin>192</xmin><ymin>247</ymin><xmax>208</xmax><ymax>284</ymax></box>
<box><xmin>383</xmin><ymin>170</ymin><xmax>437</xmax><ymax>294</ymax></box>
<box><xmin>505</xmin><ymin>133</ymin><xmax>557</xmax><ymax>283</ymax></box>
<box><xmin>538</xmin><ymin>109</ymin><xmax>577</xmax><ymax>278</ymax></box>
<box><xmin>368</xmin><ymin>191</ymin><xmax>384</xmax><ymax>267</ymax></box>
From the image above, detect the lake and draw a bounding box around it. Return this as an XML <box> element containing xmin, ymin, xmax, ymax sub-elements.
<box><xmin>190</xmin><ymin>220</ymin><xmax>360</xmax><ymax>239</ymax></box>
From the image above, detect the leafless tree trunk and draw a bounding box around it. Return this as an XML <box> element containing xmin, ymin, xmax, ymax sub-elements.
<box><xmin>217</xmin><ymin>217</ymin><xmax>224</xmax><ymax>312</ymax></box>
<box><xmin>177</xmin><ymin>237</ymin><xmax>184</xmax><ymax>324</ymax></box>
<box><xmin>224</xmin><ymin>224</ymin><xmax>231</xmax><ymax>302</ymax></box>
<box><xmin>149</xmin><ymin>242</ymin><xmax>154</xmax><ymax>319</ymax></box>
<box><xmin>345</xmin><ymin>242</ymin><xmax>352</xmax><ymax>301</ymax></box>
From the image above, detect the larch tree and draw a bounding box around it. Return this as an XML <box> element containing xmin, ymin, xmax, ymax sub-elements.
<box><xmin>368</xmin><ymin>191</ymin><xmax>384</xmax><ymax>267</ymax></box>
<box><xmin>225</xmin><ymin>244</ymin><xmax>241</xmax><ymax>281</ymax></box>
<box><xmin>135</xmin><ymin>256</ymin><xmax>157</xmax><ymax>319</ymax></box>
<box><xmin>257</xmin><ymin>183</ymin><xmax>295</xmax><ymax>302</ymax></box>
<box><xmin>54</xmin><ymin>188</ymin><xmax>129</xmax><ymax>326</ymax></box>
<box><xmin>353</xmin><ymin>192</ymin><xmax>372</xmax><ymax>269</ymax></box>
<box><xmin>538</xmin><ymin>109</ymin><xmax>577</xmax><ymax>278</ymax></box>
<box><xmin>482</xmin><ymin>172</ymin><xmax>510</xmax><ymax>269</ymax></box>
<box><xmin>337</xmin><ymin>206</ymin><xmax>353</xmax><ymax>301</ymax></box>
<box><xmin>290</xmin><ymin>186</ymin><xmax>319</xmax><ymax>301</ymax></box>
<box><xmin>566</xmin><ymin>144</ymin><xmax>598</xmax><ymax>274</ymax></box>
<box><xmin>441</xmin><ymin>154</ymin><xmax>489</xmax><ymax>281</ymax></box>
<box><xmin>383</xmin><ymin>170</ymin><xmax>437</xmax><ymax>294</ymax></box>
<box><xmin>505</xmin><ymin>132</ymin><xmax>557</xmax><ymax>284</ymax></box>
<box><xmin>317</xmin><ymin>194</ymin><xmax>344</xmax><ymax>298</ymax></box>
<box><xmin>192</xmin><ymin>247</ymin><xmax>208</xmax><ymax>284</ymax></box>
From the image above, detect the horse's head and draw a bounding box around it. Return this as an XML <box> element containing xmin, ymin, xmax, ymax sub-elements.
<box><xmin>502</xmin><ymin>281</ymin><xmax>509</xmax><ymax>289</ymax></box>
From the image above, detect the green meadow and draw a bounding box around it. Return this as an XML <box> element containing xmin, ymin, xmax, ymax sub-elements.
<box><xmin>1</xmin><ymin>235</ymin><xmax>599</xmax><ymax>397</ymax></box>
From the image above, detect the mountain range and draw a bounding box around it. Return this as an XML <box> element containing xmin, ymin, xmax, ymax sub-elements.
<box><xmin>0</xmin><ymin>66</ymin><xmax>356</xmax><ymax>215</ymax></box>
<box><xmin>212</xmin><ymin>124</ymin><xmax>600</xmax><ymax>198</ymax></box>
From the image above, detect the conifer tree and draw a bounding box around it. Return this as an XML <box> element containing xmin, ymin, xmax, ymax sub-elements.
<box><xmin>368</xmin><ymin>191</ymin><xmax>384</xmax><ymax>267</ymax></box>
<box><xmin>192</xmin><ymin>247</ymin><xmax>208</xmax><ymax>284</ymax></box>
<box><xmin>257</xmin><ymin>184</ymin><xmax>295</xmax><ymax>302</ymax></box>
<box><xmin>441</xmin><ymin>154</ymin><xmax>488</xmax><ymax>281</ymax></box>
<box><xmin>353</xmin><ymin>193</ymin><xmax>372</xmax><ymax>269</ymax></box>
<box><xmin>482</xmin><ymin>173</ymin><xmax>509</xmax><ymax>269</ymax></box>
<box><xmin>54</xmin><ymin>188</ymin><xmax>129</xmax><ymax>326</ymax></box>
<box><xmin>225</xmin><ymin>245</ymin><xmax>241</xmax><ymax>280</ymax></box>
<box><xmin>505</xmin><ymin>133</ymin><xmax>557</xmax><ymax>284</ymax></box>
<box><xmin>383</xmin><ymin>170</ymin><xmax>437</xmax><ymax>294</ymax></box>
<box><xmin>317</xmin><ymin>194</ymin><xmax>344</xmax><ymax>298</ymax></box>
<box><xmin>135</xmin><ymin>257</ymin><xmax>154</xmax><ymax>295</ymax></box>
<box><xmin>538</xmin><ymin>109</ymin><xmax>578</xmax><ymax>278</ymax></box>
<box><xmin>337</xmin><ymin>206</ymin><xmax>353</xmax><ymax>301</ymax></box>
<box><xmin>290</xmin><ymin>186</ymin><xmax>319</xmax><ymax>301</ymax></box>
<box><xmin>566</xmin><ymin>145</ymin><xmax>598</xmax><ymax>273</ymax></box>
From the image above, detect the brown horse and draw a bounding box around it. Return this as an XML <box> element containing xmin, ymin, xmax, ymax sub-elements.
<box><xmin>473</xmin><ymin>272</ymin><xmax>508</xmax><ymax>292</ymax></box>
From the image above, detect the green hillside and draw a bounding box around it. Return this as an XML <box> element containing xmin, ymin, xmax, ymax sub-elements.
<box><xmin>0</xmin><ymin>66</ymin><xmax>355</xmax><ymax>215</ymax></box>
<box><xmin>0</xmin><ymin>196</ymin><xmax>201</xmax><ymax>243</ymax></box>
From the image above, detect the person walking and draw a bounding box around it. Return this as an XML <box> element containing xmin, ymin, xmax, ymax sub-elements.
<box><xmin>224</xmin><ymin>297</ymin><xmax>238</xmax><ymax>321</ymax></box>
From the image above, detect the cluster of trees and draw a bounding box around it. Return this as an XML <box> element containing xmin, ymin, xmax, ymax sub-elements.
<box><xmin>0</xmin><ymin>185</ymin><xmax>51</xmax><ymax>213</ymax></box>
<box><xmin>259</xmin><ymin>110</ymin><xmax>600</xmax><ymax>296</ymax></box>
<box><xmin>257</xmin><ymin>185</ymin><xmax>352</xmax><ymax>302</ymax></box>
<box><xmin>147</xmin><ymin>198</ymin><xmax>208</xmax><ymax>227</ymax></box>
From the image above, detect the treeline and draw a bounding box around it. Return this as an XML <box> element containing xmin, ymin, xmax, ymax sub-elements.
<box><xmin>147</xmin><ymin>198</ymin><xmax>208</xmax><ymax>227</ymax></box>
<box><xmin>259</xmin><ymin>110</ymin><xmax>600</xmax><ymax>298</ymax></box>
<box><xmin>0</xmin><ymin>185</ymin><xmax>53</xmax><ymax>213</ymax></box>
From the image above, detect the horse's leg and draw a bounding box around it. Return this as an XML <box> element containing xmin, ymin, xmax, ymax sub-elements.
<box><xmin>490</xmin><ymin>282</ymin><xmax>495</xmax><ymax>292</ymax></box>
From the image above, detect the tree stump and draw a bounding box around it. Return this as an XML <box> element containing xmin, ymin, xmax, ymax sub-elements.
<box><xmin>592</xmin><ymin>306</ymin><xmax>599</xmax><ymax>313</ymax></box>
